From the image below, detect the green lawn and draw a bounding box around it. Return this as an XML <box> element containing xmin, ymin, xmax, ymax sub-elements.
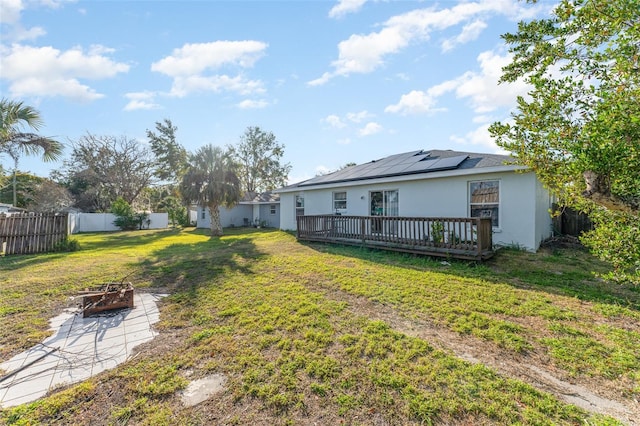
<box><xmin>1</xmin><ymin>228</ymin><xmax>638</xmax><ymax>425</ymax></box>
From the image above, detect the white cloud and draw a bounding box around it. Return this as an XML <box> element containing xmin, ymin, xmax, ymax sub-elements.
<box><xmin>385</xmin><ymin>89</ymin><xmax>445</xmax><ymax>115</ymax></box>
<box><xmin>151</xmin><ymin>41</ymin><xmax>267</xmax><ymax>76</ymax></box>
<box><xmin>346</xmin><ymin>110</ymin><xmax>372</xmax><ymax>123</ymax></box>
<box><xmin>310</xmin><ymin>0</ymin><xmax>548</xmax><ymax>85</ymax></box>
<box><xmin>151</xmin><ymin>41</ymin><xmax>267</xmax><ymax>97</ymax></box>
<box><xmin>386</xmin><ymin>49</ymin><xmax>529</xmax><ymax>117</ymax></box>
<box><xmin>324</xmin><ymin>114</ymin><xmax>347</xmax><ymax>128</ymax></box>
<box><xmin>455</xmin><ymin>50</ymin><xmax>528</xmax><ymax>113</ymax></box>
<box><xmin>124</xmin><ymin>91</ymin><xmax>161</xmax><ymax>111</ymax></box>
<box><xmin>168</xmin><ymin>74</ymin><xmax>264</xmax><ymax>98</ymax></box>
<box><xmin>1</xmin><ymin>0</ymin><xmax>75</xmax><ymax>41</ymax></box>
<box><xmin>441</xmin><ymin>20</ymin><xmax>487</xmax><ymax>52</ymax></box>
<box><xmin>358</xmin><ymin>122</ymin><xmax>382</xmax><ymax>136</ymax></box>
<box><xmin>308</xmin><ymin>72</ymin><xmax>332</xmax><ymax>87</ymax></box>
<box><xmin>10</xmin><ymin>76</ymin><xmax>104</xmax><ymax>102</ymax></box>
<box><xmin>472</xmin><ymin>114</ymin><xmax>494</xmax><ymax>124</ymax></box>
<box><xmin>1</xmin><ymin>44</ymin><xmax>129</xmax><ymax>101</ymax></box>
<box><xmin>237</xmin><ymin>99</ymin><xmax>268</xmax><ymax>109</ymax></box>
<box><xmin>450</xmin><ymin>123</ymin><xmax>508</xmax><ymax>154</ymax></box>
<box><xmin>123</xmin><ymin>100</ymin><xmax>161</xmax><ymax>111</ymax></box>
<box><xmin>329</xmin><ymin>0</ymin><xmax>367</xmax><ymax>19</ymax></box>
<box><xmin>0</xmin><ymin>0</ymin><xmax>24</xmax><ymax>24</ymax></box>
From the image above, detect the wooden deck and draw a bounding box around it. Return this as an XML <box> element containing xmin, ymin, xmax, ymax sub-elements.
<box><xmin>296</xmin><ymin>215</ymin><xmax>494</xmax><ymax>261</ymax></box>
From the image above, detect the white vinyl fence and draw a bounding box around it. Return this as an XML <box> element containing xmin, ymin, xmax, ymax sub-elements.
<box><xmin>68</xmin><ymin>213</ymin><xmax>169</xmax><ymax>234</ymax></box>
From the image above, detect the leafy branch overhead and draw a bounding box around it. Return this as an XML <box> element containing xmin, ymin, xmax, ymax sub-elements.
<box><xmin>490</xmin><ymin>0</ymin><xmax>640</xmax><ymax>283</ymax></box>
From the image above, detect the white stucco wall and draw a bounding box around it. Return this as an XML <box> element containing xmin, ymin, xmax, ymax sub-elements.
<box><xmin>70</xmin><ymin>213</ymin><xmax>168</xmax><ymax>233</ymax></box>
<box><xmin>196</xmin><ymin>204</ymin><xmax>280</xmax><ymax>229</ymax></box>
<box><xmin>196</xmin><ymin>205</ymin><xmax>253</xmax><ymax>229</ymax></box>
<box><xmin>278</xmin><ymin>170</ymin><xmax>553</xmax><ymax>251</ymax></box>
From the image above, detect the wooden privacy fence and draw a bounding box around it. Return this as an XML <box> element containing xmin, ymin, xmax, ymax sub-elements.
<box><xmin>552</xmin><ymin>204</ymin><xmax>593</xmax><ymax>236</ymax></box>
<box><xmin>297</xmin><ymin>215</ymin><xmax>493</xmax><ymax>261</ymax></box>
<box><xmin>0</xmin><ymin>213</ymin><xmax>69</xmax><ymax>255</ymax></box>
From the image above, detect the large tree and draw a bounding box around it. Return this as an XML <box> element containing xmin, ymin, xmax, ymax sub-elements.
<box><xmin>60</xmin><ymin>134</ymin><xmax>156</xmax><ymax>212</ymax></box>
<box><xmin>0</xmin><ymin>98</ymin><xmax>63</xmax><ymax>206</ymax></box>
<box><xmin>146</xmin><ymin>118</ymin><xmax>188</xmax><ymax>184</ymax></box>
<box><xmin>229</xmin><ymin>126</ymin><xmax>291</xmax><ymax>194</ymax></box>
<box><xmin>180</xmin><ymin>144</ymin><xmax>240</xmax><ymax>236</ymax></box>
<box><xmin>489</xmin><ymin>0</ymin><xmax>640</xmax><ymax>284</ymax></box>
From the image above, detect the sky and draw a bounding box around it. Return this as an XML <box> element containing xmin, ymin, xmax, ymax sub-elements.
<box><xmin>0</xmin><ymin>0</ymin><xmax>554</xmax><ymax>185</ymax></box>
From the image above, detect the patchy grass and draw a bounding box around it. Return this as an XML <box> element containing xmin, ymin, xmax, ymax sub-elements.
<box><xmin>1</xmin><ymin>228</ymin><xmax>638</xmax><ymax>424</ymax></box>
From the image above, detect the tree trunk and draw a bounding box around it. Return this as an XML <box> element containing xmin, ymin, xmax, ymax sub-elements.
<box><xmin>208</xmin><ymin>203</ymin><xmax>223</xmax><ymax>236</ymax></box>
<box><xmin>583</xmin><ymin>171</ymin><xmax>638</xmax><ymax>213</ymax></box>
<box><xmin>12</xmin><ymin>171</ymin><xmax>17</xmax><ymax>207</ymax></box>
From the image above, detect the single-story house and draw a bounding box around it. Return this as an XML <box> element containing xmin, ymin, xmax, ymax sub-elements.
<box><xmin>275</xmin><ymin>149</ymin><xmax>555</xmax><ymax>252</ymax></box>
<box><xmin>196</xmin><ymin>191</ymin><xmax>280</xmax><ymax>229</ymax></box>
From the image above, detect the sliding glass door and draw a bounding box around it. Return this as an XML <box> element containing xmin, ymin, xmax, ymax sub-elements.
<box><xmin>370</xmin><ymin>190</ymin><xmax>398</xmax><ymax>233</ymax></box>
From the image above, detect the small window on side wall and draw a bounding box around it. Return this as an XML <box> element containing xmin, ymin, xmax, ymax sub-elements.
<box><xmin>270</xmin><ymin>204</ymin><xmax>277</xmax><ymax>215</ymax></box>
<box><xmin>333</xmin><ymin>191</ymin><xmax>347</xmax><ymax>212</ymax></box>
<box><xmin>295</xmin><ymin>195</ymin><xmax>304</xmax><ymax>216</ymax></box>
<box><xmin>469</xmin><ymin>180</ymin><xmax>499</xmax><ymax>227</ymax></box>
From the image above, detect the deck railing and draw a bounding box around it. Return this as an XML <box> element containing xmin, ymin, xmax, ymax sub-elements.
<box><xmin>296</xmin><ymin>215</ymin><xmax>493</xmax><ymax>260</ymax></box>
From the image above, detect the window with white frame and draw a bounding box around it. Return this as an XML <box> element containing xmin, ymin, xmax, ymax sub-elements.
<box><xmin>469</xmin><ymin>180</ymin><xmax>500</xmax><ymax>227</ymax></box>
<box><xmin>201</xmin><ymin>207</ymin><xmax>206</xmax><ymax>220</ymax></box>
<box><xmin>333</xmin><ymin>191</ymin><xmax>347</xmax><ymax>212</ymax></box>
<box><xmin>270</xmin><ymin>204</ymin><xmax>277</xmax><ymax>215</ymax></box>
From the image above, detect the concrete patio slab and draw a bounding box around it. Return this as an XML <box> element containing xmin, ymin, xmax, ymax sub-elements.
<box><xmin>0</xmin><ymin>292</ymin><xmax>166</xmax><ymax>409</ymax></box>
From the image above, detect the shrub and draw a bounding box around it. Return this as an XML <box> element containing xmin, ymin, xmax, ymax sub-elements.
<box><xmin>111</xmin><ymin>197</ymin><xmax>150</xmax><ymax>231</ymax></box>
<box><xmin>53</xmin><ymin>237</ymin><xmax>80</xmax><ymax>252</ymax></box>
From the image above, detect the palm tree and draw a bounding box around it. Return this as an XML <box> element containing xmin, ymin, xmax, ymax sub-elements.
<box><xmin>180</xmin><ymin>144</ymin><xmax>240</xmax><ymax>236</ymax></box>
<box><xmin>0</xmin><ymin>98</ymin><xmax>63</xmax><ymax>206</ymax></box>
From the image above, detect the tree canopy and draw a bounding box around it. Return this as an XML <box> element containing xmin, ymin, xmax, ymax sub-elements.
<box><xmin>489</xmin><ymin>0</ymin><xmax>640</xmax><ymax>284</ymax></box>
<box><xmin>58</xmin><ymin>133</ymin><xmax>156</xmax><ymax>212</ymax></box>
<box><xmin>229</xmin><ymin>126</ymin><xmax>291</xmax><ymax>194</ymax></box>
<box><xmin>146</xmin><ymin>118</ymin><xmax>188</xmax><ymax>184</ymax></box>
<box><xmin>180</xmin><ymin>144</ymin><xmax>240</xmax><ymax>236</ymax></box>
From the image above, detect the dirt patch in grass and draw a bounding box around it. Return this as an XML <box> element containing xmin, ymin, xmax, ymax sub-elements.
<box><xmin>306</xmin><ymin>282</ymin><xmax>638</xmax><ymax>425</ymax></box>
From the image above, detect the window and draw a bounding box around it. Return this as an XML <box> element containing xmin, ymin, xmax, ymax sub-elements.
<box><xmin>270</xmin><ymin>204</ymin><xmax>277</xmax><ymax>215</ymax></box>
<box><xmin>201</xmin><ymin>208</ymin><xmax>206</xmax><ymax>220</ymax></box>
<box><xmin>469</xmin><ymin>180</ymin><xmax>499</xmax><ymax>227</ymax></box>
<box><xmin>333</xmin><ymin>191</ymin><xmax>347</xmax><ymax>212</ymax></box>
<box><xmin>295</xmin><ymin>195</ymin><xmax>304</xmax><ymax>216</ymax></box>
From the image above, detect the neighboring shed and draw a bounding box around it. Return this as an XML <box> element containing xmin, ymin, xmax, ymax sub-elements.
<box><xmin>196</xmin><ymin>191</ymin><xmax>280</xmax><ymax>229</ymax></box>
<box><xmin>275</xmin><ymin>149</ymin><xmax>555</xmax><ymax>252</ymax></box>
<box><xmin>0</xmin><ymin>203</ymin><xmax>26</xmax><ymax>215</ymax></box>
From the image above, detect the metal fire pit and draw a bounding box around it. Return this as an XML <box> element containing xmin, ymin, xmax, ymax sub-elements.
<box><xmin>80</xmin><ymin>282</ymin><xmax>134</xmax><ymax>317</ymax></box>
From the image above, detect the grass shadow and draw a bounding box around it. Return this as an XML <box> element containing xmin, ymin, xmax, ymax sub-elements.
<box><xmin>139</xmin><ymin>228</ymin><xmax>265</xmax><ymax>293</ymax></box>
<box><xmin>0</xmin><ymin>251</ymin><xmax>74</xmax><ymax>272</ymax></box>
<box><xmin>74</xmin><ymin>228</ymin><xmax>182</xmax><ymax>251</ymax></box>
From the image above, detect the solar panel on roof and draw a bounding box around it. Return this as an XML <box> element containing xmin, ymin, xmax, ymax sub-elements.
<box><xmin>399</xmin><ymin>159</ymin><xmax>436</xmax><ymax>173</ymax></box>
<box><xmin>297</xmin><ymin>151</ymin><xmax>469</xmax><ymax>187</ymax></box>
<box><xmin>428</xmin><ymin>154</ymin><xmax>468</xmax><ymax>170</ymax></box>
<box><xmin>384</xmin><ymin>163</ymin><xmax>413</xmax><ymax>175</ymax></box>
